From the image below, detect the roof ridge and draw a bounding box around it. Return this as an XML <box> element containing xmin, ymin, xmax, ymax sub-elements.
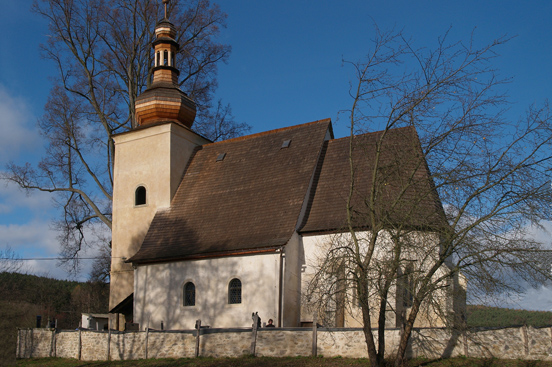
<box><xmin>329</xmin><ymin>125</ymin><xmax>417</xmax><ymax>143</ymax></box>
<box><xmin>205</xmin><ymin>118</ymin><xmax>332</xmax><ymax>146</ymax></box>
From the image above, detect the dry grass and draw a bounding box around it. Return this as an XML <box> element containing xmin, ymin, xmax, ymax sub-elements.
<box><xmin>13</xmin><ymin>357</ymin><xmax>552</xmax><ymax>367</ymax></box>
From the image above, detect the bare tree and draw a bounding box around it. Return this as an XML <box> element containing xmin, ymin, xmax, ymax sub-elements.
<box><xmin>2</xmin><ymin>0</ymin><xmax>250</xmax><ymax>274</ymax></box>
<box><xmin>0</xmin><ymin>248</ymin><xmax>30</xmax><ymax>366</ymax></box>
<box><xmin>0</xmin><ymin>246</ymin><xmax>23</xmax><ymax>274</ymax></box>
<box><xmin>89</xmin><ymin>241</ymin><xmax>112</xmax><ymax>283</ymax></box>
<box><xmin>306</xmin><ymin>28</ymin><xmax>552</xmax><ymax>367</ymax></box>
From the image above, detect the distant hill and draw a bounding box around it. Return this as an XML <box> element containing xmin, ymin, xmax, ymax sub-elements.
<box><xmin>0</xmin><ymin>271</ymin><xmax>109</xmax><ymax>364</ymax></box>
<box><xmin>0</xmin><ymin>272</ymin><xmax>109</xmax><ymax>329</ymax></box>
<box><xmin>467</xmin><ymin>305</ymin><xmax>552</xmax><ymax>328</ymax></box>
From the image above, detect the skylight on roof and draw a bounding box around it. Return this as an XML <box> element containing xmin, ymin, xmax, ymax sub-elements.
<box><xmin>216</xmin><ymin>153</ymin><xmax>226</xmax><ymax>162</ymax></box>
<box><xmin>281</xmin><ymin>139</ymin><xmax>291</xmax><ymax>148</ymax></box>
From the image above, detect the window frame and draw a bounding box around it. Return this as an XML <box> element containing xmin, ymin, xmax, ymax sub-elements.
<box><xmin>183</xmin><ymin>281</ymin><xmax>196</xmax><ymax>307</ymax></box>
<box><xmin>135</xmin><ymin>185</ymin><xmax>147</xmax><ymax>206</ymax></box>
<box><xmin>228</xmin><ymin>278</ymin><xmax>242</xmax><ymax>304</ymax></box>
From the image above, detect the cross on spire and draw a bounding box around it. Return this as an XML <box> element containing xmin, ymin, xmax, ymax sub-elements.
<box><xmin>163</xmin><ymin>0</ymin><xmax>170</xmax><ymax>19</ymax></box>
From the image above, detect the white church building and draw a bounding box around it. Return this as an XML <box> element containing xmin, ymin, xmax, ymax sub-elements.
<box><xmin>108</xmin><ymin>6</ymin><xmax>463</xmax><ymax>331</ymax></box>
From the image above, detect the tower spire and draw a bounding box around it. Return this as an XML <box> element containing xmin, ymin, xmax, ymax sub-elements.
<box><xmin>134</xmin><ymin>0</ymin><xmax>196</xmax><ymax>128</ymax></box>
<box><xmin>163</xmin><ymin>0</ymin><xmax>169</xmax><ymax>19</ymax></box>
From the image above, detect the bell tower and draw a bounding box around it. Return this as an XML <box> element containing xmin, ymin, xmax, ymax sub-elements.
<box><xmin>135</xmin><ymin>0</ymin><xmax>196</xmax><ymax>127</ymax></box>
<box><xmin>109</xmin><ymin>0</ymin><xmax>209</xmax><ymax>327</ymax></box>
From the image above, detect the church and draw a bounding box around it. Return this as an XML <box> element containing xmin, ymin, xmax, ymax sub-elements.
<box><xmin>108</xmin><ymin>6</ymin><xmax>464</xmax><ymax>331</ymax></box>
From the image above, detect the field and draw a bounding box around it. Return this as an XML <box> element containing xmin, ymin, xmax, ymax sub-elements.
<box><xmin>13</xmin><ymin>356</ymin><xmax>552</xmax><ymax>367</ymax></box>
<box><xmin>466</xmin><ymin>305</ymin><xmax>552</xmax><ymax>328</ymax></box>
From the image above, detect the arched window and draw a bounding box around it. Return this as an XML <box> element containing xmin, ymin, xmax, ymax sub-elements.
<box><xmin>163</xmin><ymin>50</ymin><xmax>168</xmax><ymax>66</ymax></box>
<box><xmin>135</xmin><ymin>186</ymin><xmax>146</xmax><ymax>206</ymax></box>
<box><xmin>228</xmin><ymin>278</ymin><xmax>241</xmax><ymax>304</ymax></box>
<box><xmin>156</xmin><ymin>51</ymin><xmax>160</xmax><ymax>66</ymax></box>
<box><xmin>403</xmin><ymin>263</ymin><xmax>414</xmax><ymax>308</ymax></box>
<box><xmin>184</xmin><ymin>282</ymin><xmax>195</xmax><ymax>306</ymax></box>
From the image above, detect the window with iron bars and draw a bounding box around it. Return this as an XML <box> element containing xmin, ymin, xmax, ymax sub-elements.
<box><xmin>228</xmin><ymin>278</ymin><xmax>241</xmax><ymax>304</ymax></box>
<box><xmin>184</xmin><ymin>282</ymin><xmax>195</xmax><ymax>306</ymax></box>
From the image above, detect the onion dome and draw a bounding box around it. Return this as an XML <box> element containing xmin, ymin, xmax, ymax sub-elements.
<box><xmin>135</xmin><ymin>0</ymin><xmax>196</xmax><ymax>128</ymax></box>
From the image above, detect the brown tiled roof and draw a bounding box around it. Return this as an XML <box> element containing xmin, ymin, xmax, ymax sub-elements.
<box><xmin>129</xmin><ymin>119</ymin><xmax>332</xmax><ymax>264</ymax></box>
<box><xmin>299</xmin><ymin>126</ymin><xmax>446</xmax><ymax>234</ymax></box>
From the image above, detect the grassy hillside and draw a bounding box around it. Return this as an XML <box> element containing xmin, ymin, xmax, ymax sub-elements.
<box><xmin>0</xmin><ymin>272</ymin><xmax>109</xmax><ymax>328</ymax></box>
<box><xmin>0</xmin><ymin>272</ymin><xmax>109</xmax><ymax>365</ymax></box>
<box><xmin>467</xmin><ymin>305</ymin><xmax>552</xmax><ymax>328</ymax></box>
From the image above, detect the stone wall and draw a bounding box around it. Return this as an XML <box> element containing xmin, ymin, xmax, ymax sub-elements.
<box><xmin>256</xmin><ymin>329</ymin><xmax>312</xmax><ymax>357</ymax></box>
<box><xmin>16</xmin><ymin>329</ymin><xmax>55</xmax><ymax>359</ymax></box>
<box><xmin>16</xmin><ymin>326</ymin><xmax>552</xmax><ymax>361</ymax></box>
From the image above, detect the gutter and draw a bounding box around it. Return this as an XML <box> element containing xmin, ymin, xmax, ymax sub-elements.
<box><xmin>127</xmin><ymin>246</ymin><xmax>281</xmax><ymax>265</ymax></box>
<box><xmin>278</xmin><ymin>246</ymin><xmax>284</xmax><ymax>327</ymax></box>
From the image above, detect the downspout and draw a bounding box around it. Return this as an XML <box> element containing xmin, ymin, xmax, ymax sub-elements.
<box><xmin>278</xmin><ymin>246</ymin><xmax>285</xmax><ymax>327</ymax></box>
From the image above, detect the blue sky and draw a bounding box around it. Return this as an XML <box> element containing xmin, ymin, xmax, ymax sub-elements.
<box><xmin>0</xmin><ymin>1</ymin><xmax>551</xmax><ymax>308</ymax></box>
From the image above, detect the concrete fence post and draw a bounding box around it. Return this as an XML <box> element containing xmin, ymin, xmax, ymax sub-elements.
<box><xmin>145</xmin><ymin>328</ymin><xmax>149</xmax><ymax>359</ymax></box>
<box><xmin>50</xmin><ymin>329</ymin><xmax>55</xmax><ymax>357</ymax></box>
<box><xmin>549</xmin><ymin>327</ymin><xmax>552</xmax><ymax>353</ymax></box>
<box><xmin>195</xmin><ymin>320</ymin><xmax>201</xmax><ymax>357</ymax></box>
<box><xmin>30</xmin><ymin>328</ymin><xmax>33</xmax><ymax>359</ymax></box>
<box><xmin>462</xmin><ymin>331</ymin><xmax>468</xmax><ymax>357</ymax></box>
<box><xmin>107</xmin><ymin>328</ymin><xmax>111</xmax><ymax>361</ymax></box>
<box><xmin>77</xmin><ymin>321</ymin><xmax>82</xmax><ymax>361</ymax></box>
<box><xmin>312</xmin><ymin>313</ymin><xmax>318</xmax><ymax>357</ymax></box>
<box><xmin>78</xmin><ymin>328</ymin><xmax>82</xmax><ymax>360</ymax></box>
<box><xmin>522</xmin><ymin>325</ymin><xmax>529</xmax><ymax>357</ymax></box>
<box><xmin>250</xmin><ymin>313</ymin><xmax>259</xmax><ymax>356</ymax></box>
<box><xmin>16</xmin><ymin>329</ymin><xmax>20</xmax><ymax>359</ymax></box>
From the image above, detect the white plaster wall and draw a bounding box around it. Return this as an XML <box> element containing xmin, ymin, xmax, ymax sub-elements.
<box><xmin>300</xmin><ymin>230</ymin><xmax>455</xmax><ymax>328</ymax></box>
<box><xmin>282</xmin><ymin>232</ymin><xmax>303</xmax><ymax>327</ymax></box>
<box><xmin>134</xmin><ymin>252</ymin><xmax>281</xmax><ymax>330</ymax></box>
<box><xmin>81</xmin><ymin>314</ymin><xmax>108</xmax><ymax>330</ymax></box>
<box><xmin>110</xmin><ymin>123</ymin><xmax>208</xmax><ymax>310</ymax></box>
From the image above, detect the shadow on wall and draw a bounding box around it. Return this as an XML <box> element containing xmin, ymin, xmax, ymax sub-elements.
<box><xmin>133</xmin><ymin>218</ymin><xmax>281</xmax><ymax>330</ymax></box>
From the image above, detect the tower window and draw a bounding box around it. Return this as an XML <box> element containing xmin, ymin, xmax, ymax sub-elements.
<box><xmin>184</xmin><ymin>282</ymin><xmax>195</xmax><ymax>306</ymax></box>
<box><xmin>156</xmin><ymin>51</ymin><xmax>160</xmax><ymax>67</ymax></box>
<box><xmin>403</xmin><ymin>263</ymin><xmax>414</xmax><ymax>308</ymax></box>
<box><xmin>164</xmin><ymin>50</ymin><xmax>168</xmax><ymax>66</ymax></box>
<box><xmin>135</xmin><ymin>186</ymin><xmax>146</xmax><ymax>206</ymax></box>
<box><xmin>228</xmin><ymin>278</ymin><xmax>242</xmax><ymax>304</ymax></box>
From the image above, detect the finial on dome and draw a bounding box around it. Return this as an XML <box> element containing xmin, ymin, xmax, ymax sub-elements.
<box><xmin>163</xmin><ymin>0</ymin><xmax>170</xmax><ymax>19</ymax></box>
<box><xmin>134</xmin><ymin>0</ymin><xmax>197</xmax><ymax>128</ymax></box>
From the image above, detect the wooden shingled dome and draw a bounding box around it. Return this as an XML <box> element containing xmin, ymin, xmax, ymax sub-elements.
<box><xmin>135</xmin><ymin>13</ymin><xmax>196</xmax><ymax>128</ymax></box>
<box><xmin>135</xmin><ymin>82</ymin><xmax>196</xmax><ymax>127</ymax></box>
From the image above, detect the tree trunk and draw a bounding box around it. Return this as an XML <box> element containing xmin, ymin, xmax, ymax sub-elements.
<box><xmin>394</xmin><ymin>300</ymin><xmax>420</xmax><ymax>367</ymax></box>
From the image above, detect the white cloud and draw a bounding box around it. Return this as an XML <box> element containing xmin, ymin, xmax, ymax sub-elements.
<box><xmin>0</xmin><ymin>220</ymin><xmax>107</xmax><ymax>281</ymax></box>
<box><xmin>485</xmin><ymin>283</ymin><xmax>552</xmax><ymax>312</ymax></box>
<box><xmin>0</xmin><ymin>84</ymin><xmax>41</xmax><ymax>161</ymax></box>
<box><xmin>0</xmin><ymin>172</ymin><xmax>111</xmax><ymax>281</ymax></box>
<box><xmin>0</xmin><ymin>220</ymin><xmax>69</xmax><ymax>277</ymax></box>
<box><xmin>0</xmin><ymin>220</ymin><xmax>58</xmax><ymax>254</ymax></box>
<box><xmin>468</xmin><ymin>221</ymin><xmax>552</xmax><ymax>311</ymax></box>
<box><xmin>23</xmin><ymin>259</ymin><xmax>71</xmax><ymax>280</ymax></box>
<box><xmin>0</xmin><ymin>178</ymin><xmax>53</xmax><ymax>215</ymax></box>
<box><xmin>515</xmin><ymin>285</ymin><xmax>552</xmax><ymax>311</ymax></box>
<box><xmin>527</xmin><ymin>221</ymin><xmax>552</xmax><ymax>248</ymax></box>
